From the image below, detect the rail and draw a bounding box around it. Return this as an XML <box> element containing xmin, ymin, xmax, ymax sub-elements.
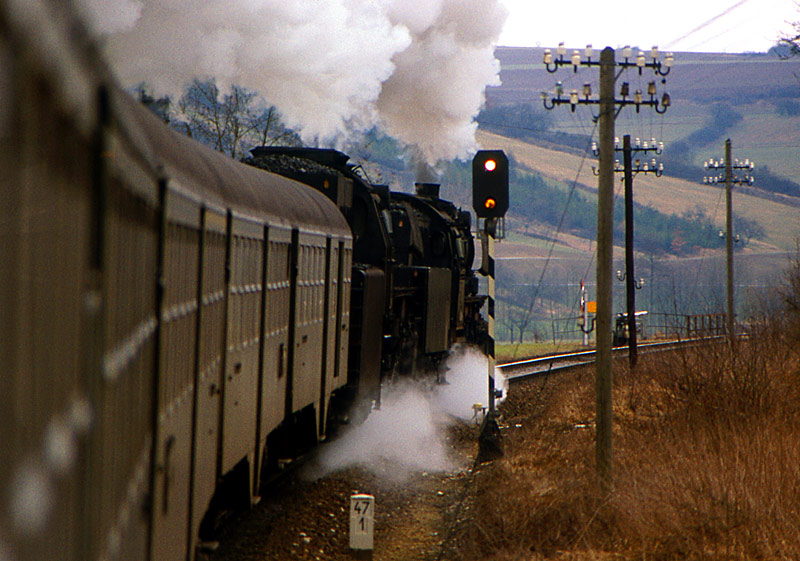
<box><xmin>499</xmin><ymin>338</ymin><xmax>721</xmax><ymax>384</ymax></box>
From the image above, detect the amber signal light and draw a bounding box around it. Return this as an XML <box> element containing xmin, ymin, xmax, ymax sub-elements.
<box><xmin>472</xmin><ymin>149</ymin><xmax>508</xmax><ymax>218</ymax></box>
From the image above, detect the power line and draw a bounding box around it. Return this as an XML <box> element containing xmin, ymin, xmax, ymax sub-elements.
<box><xmin>509</xmin><ymin>124</ymin><xmax>598</xmax><ymax>356</ymax></box>
<box><xmin>665</xmin><ymin>0</ymin><xmax>752</xmax><ymax>49</ymax></box>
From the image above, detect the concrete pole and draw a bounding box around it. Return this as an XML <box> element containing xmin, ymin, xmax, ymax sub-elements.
<box><xmin>478</xmin><ymin>219</ymin><xmax>503</xmax><ymax>461</ymax></box>
<box><xmin>596</xmin><ymin>47</ymin><xmax>615</xmax><ymax>488</ymax></box>
<box><xmin>486</xmin><ymin>222</ymin><xmax>496</xmax><ymax>416</ymax></box>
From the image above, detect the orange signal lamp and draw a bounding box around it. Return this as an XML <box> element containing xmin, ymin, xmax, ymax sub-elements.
<box><xmin>484</xmin><ymin>159</ymin><xmax>497</xmax><ymax>172</ymax></box>
<box><xmin>484</xmin><ymin>198</ymin><xmax>497</xmax><ymax>209</ymax></box>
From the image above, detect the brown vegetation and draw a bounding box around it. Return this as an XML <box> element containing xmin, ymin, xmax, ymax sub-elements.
<box><xmin>451</xmin><ymin>257</ymin><xmax>800</xmax><ymax>560</ymax></box>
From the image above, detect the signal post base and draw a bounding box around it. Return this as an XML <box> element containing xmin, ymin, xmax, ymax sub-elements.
<box><xmin>477</xmin><ymin>411</ymin><xmax>503</xmax><ymax>463</ymax></box>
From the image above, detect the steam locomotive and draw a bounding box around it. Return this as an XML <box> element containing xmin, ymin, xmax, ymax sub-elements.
<box><xmin>0</xmin><ymin>5</ymin><xmax>486</xmax><ymax>561</ymax></box>
<box><xmin>245</xmin><ymin>147</ymin><xmax>487</xmax><ymax>384</ymax></box>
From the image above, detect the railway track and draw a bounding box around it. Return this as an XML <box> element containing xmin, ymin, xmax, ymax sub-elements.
<box><xmin>499</xmin><ymin>338</ymin><xmax>719</xmax><ymax>384</ymax></box>
<box><xmin>201</xmin><ymin>337</ymin><xmax>726</xmax><ymax>559</ymax></box>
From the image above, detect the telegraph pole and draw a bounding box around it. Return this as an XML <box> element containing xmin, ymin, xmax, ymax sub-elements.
<box><xmin>703</xmin><ymin>139</ymin><xmax>754</xmax><ymax>343</ymax></box>
<box><xmin>542</xmin><ymin>44</ymin><xmax>672</xmax><ymax>489</ymax></box>
<box><xmin>595</xmin><ymin>47</ymin><xmax>615</xmax><ymax>487</ymax></box>
<box><xmin>622</xmin><ymin>135</ymin><xmax>637</xmax><ymax>367</ymax></box>
<box><xmin>725</xmin><ymin>139</ymin><xmax>734</xmax><ymax>340</ymax></box>
<box><xmin>600</xmin><ymin>135</ymin><xmax>663</xmax><ymax>367</ymax></box>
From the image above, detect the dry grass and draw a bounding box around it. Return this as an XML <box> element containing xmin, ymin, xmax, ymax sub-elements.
<box><xmin>453</xmin><ymin>315</ymin><xmax>800</xmax><ymax>560</ymax></box>
<box><xmin>496</xmin><ymin>342</ymin><xmax>589</xmax><ymax>363</ymax></box>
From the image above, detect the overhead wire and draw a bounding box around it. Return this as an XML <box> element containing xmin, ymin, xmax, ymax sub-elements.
<box><xmin>503</xmin><ymin>56</ymin><xmax>685</xmax><ymax>346</ymax></box>
<box><xmin>535</xmin><ymin>46</ymin><xmax>751</xmax><ymax>334</ymax></box>
<box><xmin>510</xmin><ymin>120</ymin><xmax>598</xmax><ymax>355</ymax></box>
<box><xmin>664</xmin><ymin>0</ymin><xmax>753</xmax><ymax>50</ymax></box>
<box><xmin>683</xmin><ymin>184</ymin><xmax>727</xmax><ymax>312</ymax></box>
<box><xmin>562</xmin><ymin>65</ymin><xmax>603</xmax><ymax>322</ymax></box>
<box><xmin>588</xmin><ymin>60</ymin><xmax>674</xmax><ymax>320</ymax></box>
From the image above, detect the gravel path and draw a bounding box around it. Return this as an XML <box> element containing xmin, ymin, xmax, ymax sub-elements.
<box><xmin>201</xmin><ymin>422</ymin><xmax>481</xmax><ymax>561</ymax></box>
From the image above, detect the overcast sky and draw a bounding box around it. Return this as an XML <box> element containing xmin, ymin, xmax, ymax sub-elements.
<box><xmin>498</xmin><ymin>0</ymin><xmax>798</xmax><ymax>53</ymax></box>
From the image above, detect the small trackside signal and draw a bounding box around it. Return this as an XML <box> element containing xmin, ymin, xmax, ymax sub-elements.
<box><xmin>473</xmin><ymin>150</ymin><xmax>508</xmax><ymax>218</ymax></box>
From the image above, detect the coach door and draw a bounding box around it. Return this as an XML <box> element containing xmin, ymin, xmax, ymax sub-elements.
<box><xmin>186</xmin><ymin>204</ymin><xmax>227</xmax><ymax>554</ymax></box>
<box><xmin>286</xmin><ymin>230</ymin><xmax>327</xmax><ymax>435</ymax></box>
<box><xmin>150</xmin><ymin>186</ymin><xmax>201</xmax><ymax>561</ymax></box>
<box><xmin>220</xmin><ymin>214</ymin><xmax>264</xmax><ymax>482</ymax></box>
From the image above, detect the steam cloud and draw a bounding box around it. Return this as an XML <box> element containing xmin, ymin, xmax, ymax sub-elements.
<box><xmin>305</xmin><ymin>347</ymin><xmax>507</xmax><ymax>480</ymax></box>
<box><xmin>77</xmin><ymin>0</ymin><xmax>507</xmax><ymax>164</ymax></box>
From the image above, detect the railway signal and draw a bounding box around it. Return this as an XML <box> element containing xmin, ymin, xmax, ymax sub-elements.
<box><xmin>473</xmin><ymin>149</ymin><xmax>508</xmax><ymax>461</ymax></box>
<box><xmin>472</xmin><ymin>150</ymin><xmax>508</xmax><ymax>218</ymax></box>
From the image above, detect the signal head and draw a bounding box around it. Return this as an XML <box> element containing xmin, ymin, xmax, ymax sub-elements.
<box><xmin>472</xmin><ymin>150</ymin><xmax>509</xmax><ymax>219</ymax></box>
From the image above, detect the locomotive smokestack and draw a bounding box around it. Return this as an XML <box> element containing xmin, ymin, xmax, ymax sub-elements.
<box><xmin>414</xmin><ymin>182</ymin><xmax>440</xmax><ymax>199</ymax></box>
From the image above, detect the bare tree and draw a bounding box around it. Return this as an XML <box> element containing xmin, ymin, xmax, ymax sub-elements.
<box><xmin>777</xmin><ymin>4</ymin><xmax>800</xmax><ymax>58</ymax></box>
<box><xmin>134</xmin><ymin>84</ymin><xmax>171</xmax><ymax>123</ymax></box>
<box><xmin>257</xmin><ymin>105</ymin><xmax>301</xmax><ymax>148</ymax></box>
<box><xmin>174</xmin><ymin>79</ymin><xmax>300</xmax><ymax>159</ymax></box>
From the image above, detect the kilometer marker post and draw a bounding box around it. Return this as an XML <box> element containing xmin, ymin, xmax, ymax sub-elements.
<box><xmin>349</xmin><ymin>494</ymin><xmax>374</xmax><ymax>558</ymax></box>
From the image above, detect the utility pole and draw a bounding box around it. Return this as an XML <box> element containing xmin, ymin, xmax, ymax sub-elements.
<box><xmin>622</xmin><ymin>135</ymin><xmax>636</xmax><ymax>366</ymax></box>
<box><xmin>703</xmin><ymin>139</ymin><xmax>754</xmax><ymax>343</ymax></box>
<box><xmin>598</xmin><ymin>135</ymin><xmax>662</xmax><ymax>367</ymax></box>
<box><xmin>595</xmin><ymin>47</ymin><xmax>615</xmax><ymax>488</ymax></box>
<box><xmin>542</xmin><ymin>44</ymin><xmax>672</xmax><ymax>489</ymax></box>
<box><xmin>724</xmin><ymin>139</ymin><xmax>734</xmax><ymax>341</ymax></box>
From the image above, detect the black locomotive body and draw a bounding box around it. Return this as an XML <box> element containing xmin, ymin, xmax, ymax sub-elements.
<box><xmin>247</xmin><ymin>147</ymin><xmax>487</xmax><ymax>391</ymax></box>
<box><xmin>0</xmin><ymin>5</ymin><xmax>486</xmax><ymax>561</ymax></box>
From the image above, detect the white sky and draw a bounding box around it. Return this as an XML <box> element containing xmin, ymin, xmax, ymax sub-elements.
<box><xmin>498</xmin><ymin>0</ymin><xmax>799</xmax><ymax>53</ymax></box>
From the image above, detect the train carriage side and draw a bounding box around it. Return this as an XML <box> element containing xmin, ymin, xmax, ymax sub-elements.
<box><xmin>220</xmin><ymin>212</ymin><xmax>264</xmax><ymax>488</ymax></box>
<box><xmin>0</xmin><ymin>14</ymin><xmax>354</xmax><ymax>560</ymax></box>
<box><xmin>190</xmin><ymin>203</ymin><xmax>228</xmax><ymax>551</ymax></box>
<box><xmin>0</xmin><ymin>8</ymin><xmax>115</xmax><ymax>560</ymax></box>
<box><xmin>119</xmin><ymin>89</ymin><xmax>353</xmax><ymax>559</ymax></box>
<box><xmin>1</xmin><ymin>3</ymin><xmax>358</xmax><ymax>560</ymax></box>
<box><xmin>255</xmin><ymin>223</ymin><xmax>292</xmax><ymax>484</ymax></box>
<box><xmin>151</xmin><ymin>185</ymin><xmax>202</xmax><ymax>561</ymax></box>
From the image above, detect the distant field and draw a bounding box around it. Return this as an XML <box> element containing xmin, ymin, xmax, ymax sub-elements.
<box><xmin>490</xmin><ymin>47</ymin><xmax>800</xmax><ymax>185</ymax></box>
<box><xmin>477</xmin><ymin>130</ymin><xmax>800</xmax><ymax>252</ymax></box>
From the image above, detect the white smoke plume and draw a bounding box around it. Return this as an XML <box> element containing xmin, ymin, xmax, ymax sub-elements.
<box><xmin>76</xmin><ymin>0</ymin><xmax>507</xmax><ymax>165</ymax></box>
<box><xmin>304</xmin><ymin>346</ymin><xmax>506</xmax><ymax>480</ymax></box>
<box><xmin>378</xmin><ymin>0</ymin><xmax>507</xmax><ymax>163</ymax></box>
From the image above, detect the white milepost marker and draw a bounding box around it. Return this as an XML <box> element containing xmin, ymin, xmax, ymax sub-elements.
<box><xmin>349</xmin><ymin>494</ymin><xmax>374</xmax><ymax>552</ymax></box>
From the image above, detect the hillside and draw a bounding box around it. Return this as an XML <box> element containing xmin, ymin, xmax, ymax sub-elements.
<box><xmin>486</xmin><ymin>47</ymin><xmax>800</xmax><ymax>185</ymax></box>
<box><xmin>476</xmin><ymin>130</ymin><xmax>800</xmax><ymax>252</ymax></box>
<box><xmin>471</xmin><ymin>126</ymin><xmax>800</xmax><ymax>339</ymax></box>
<box><xmin>492</xmin><ymin>48</ymin><xmax>800</xmax><ymax>105</ymax></box>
